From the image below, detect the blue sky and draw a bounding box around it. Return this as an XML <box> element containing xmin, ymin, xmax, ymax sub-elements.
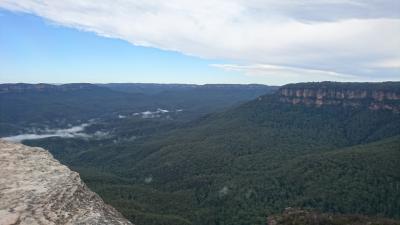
<box><xmin>0</xmin><ymin>1</ymin><xmax>399</xmax><ymax>85</ymax></box>
<box><xmin>0</xmin><ymin>10</ymin><xmax>248</xmax><ymax>84</ymax></box>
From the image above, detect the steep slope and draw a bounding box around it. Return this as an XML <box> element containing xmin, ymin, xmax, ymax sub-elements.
<box><xmin>117</xmin><ymin>83</ymin><xmax>400</xmax><ymax>182</ymax></box>
<box><xmin>87</xmin><ymin>134</ymin><xmax>399</xmax><ymax>225</ymax></box>
<box><xmin>23</xmin><ymin>82</ymin><xmax>400</xmax><ymax>225</ymax></box>
<box><xmin>0</xmin><ymin>140</ymin><xmax>133</xmax><ymax>225</ymax></box>
<box><xmin>279</xmin><ymin>81</ymin><xmax>400</xmax><ymax>111</ymax></box>
<box><xmin>272</xmin><ymin>135</ymin><xmax>400</xmax><ymax>217</ymax></box>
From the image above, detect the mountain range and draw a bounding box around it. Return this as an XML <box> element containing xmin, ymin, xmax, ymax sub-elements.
<box><xmin>0</xmin><ymin>83</ymin><xmax>276</xmax><ymax>136</ymax></box>
<box><xmin>1</xmin><ymin>81</ymin><xmax>399</xmax><ymax>225</ymax></box>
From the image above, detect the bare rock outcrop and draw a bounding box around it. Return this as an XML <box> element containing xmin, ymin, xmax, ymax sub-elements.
<box><xmin>0</xmin><ymin>140</ymin><xmax>133</xmax><ymax>225</ymax></box>
<box><xmin>278</xmin><ymin>82</ymin><xmax>400</xmax><ymax>112</ymax></box>
<box><xmin>267</xmin><ymin>208</ymin><xmax>400</xmax><ymax>225</ymax></box>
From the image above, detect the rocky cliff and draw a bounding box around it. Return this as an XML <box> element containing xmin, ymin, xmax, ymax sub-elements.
<box><xmin>278</xmin><ymin>82</ymin><xmax>400</xmax><ymax>112</ymax></box>
<box><xmin>267</xmin><ymin>208</ymin><xmax>400</xmax><ymax>225</ymax></box>
<box><xmin>0</xmin><ymin>140</ymin><xmax>133</xmax><ymax>225</ymax></box>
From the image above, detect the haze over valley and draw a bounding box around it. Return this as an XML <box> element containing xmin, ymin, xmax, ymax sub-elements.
<box><xmin>0</xmin><ymin>1</ymin><xmax>399</xmax><ymax>225</ymax></box>
<box><xmin>1</xmin><ymin>81</ymin><xmax>400</xmax><ymax>225</ymax></box>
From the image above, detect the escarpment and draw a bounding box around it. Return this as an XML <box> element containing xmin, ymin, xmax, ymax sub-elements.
<box><xmin>0</xmin><ymin>140</ymin><xmax>133</xmax><ymax>225</ymax></box>
<box><xmin>267</xmin><ymin>208</ymin><xmax>400</xmax><ymax>225</ymax></box>
<box><xmin>278</xmin><ymin>82</ymin><xmax>400</xmax><ymax>112</ymax></box>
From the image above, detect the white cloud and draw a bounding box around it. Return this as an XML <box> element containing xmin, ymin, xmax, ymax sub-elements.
<box><xmin>133</xmin><ymin>108</ymin><xmax>170</xmax><ymax>118</ymax></box>
<box><xmin>211</xmin><ymin>64</ymin><xmax>368</xmax><ymax>85</ymax></box>
<box><xmin>0</xmin><ymin>0</ymin><xmax>399</xmax><ymax>84</ymax></box>
<box><xmin>370</xmin><ymin>58</ymin><xmax>400</xmax><ymax>69</ymax></box>
<box><xmin>1</xmin><ymin>123</ymin><xmax>109</xmax><ymax>142</ymax></box>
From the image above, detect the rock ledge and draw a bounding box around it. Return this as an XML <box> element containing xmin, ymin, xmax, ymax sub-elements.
<box><xmin>0</xmin><ymin>140</ymin><xmax>133</xmax><ymax>225</ymax></box>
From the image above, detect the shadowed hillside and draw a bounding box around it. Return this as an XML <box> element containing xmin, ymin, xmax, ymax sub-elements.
<box><xmin>23</xmin><ymin>82</ymin><xmax>400</xmax><ymax>225</ymax></box>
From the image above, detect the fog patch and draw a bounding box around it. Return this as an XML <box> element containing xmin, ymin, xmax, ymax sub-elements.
<box><xmin>1</xmin><ymin>123</ymin><xmax>109</xmax><ymax>142</ymax></box>
<box><xmin>144</xmin><ymin>176</ymin><xmax>153</xmax><ymax>184</ymax></box>
<box><xmin>219</xmin><ymin>186</ymin><xmax>229</xmax><ymax>197</ymax></box>
<box><xmin>134</xmin><ymin>108</ymin><xmax>169</xmax><ymax>118</ymax></box>
<box><xmin>132</xmin><ymin>108</ymin><xmax>183</xmax><ymax>119</ymax></box>
<box><xmin>2</xmin><ymin>134</ymin><xmax>62</xmax><ymax>142</ymax></box>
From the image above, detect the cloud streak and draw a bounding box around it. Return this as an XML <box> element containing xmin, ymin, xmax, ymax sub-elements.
<box><xmin>211</xmin><ymin>64</ymin><xmax>367</xmax><ymax>85</ymax></box>
<box><xmin>1</xmin><ymin>123</ymin><xmax>109</xmax><ymax>142</ymax></box>
<box><xmin>0</xmin><ymin>0</ymin><xmax>399</xmax><ymax>84</ymax></box>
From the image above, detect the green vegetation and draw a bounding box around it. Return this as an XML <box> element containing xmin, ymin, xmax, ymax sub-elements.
<box><xmin>17</xmin><ymin>82</ymin><xmax>400</xmax><ymax>225</ymax></box>
<box><xmin>0</xmin><ymin>83</ymin><xmax>275</xmax><ymax>135</ymax></box>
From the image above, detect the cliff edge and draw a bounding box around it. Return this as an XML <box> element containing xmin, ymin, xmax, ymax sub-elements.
<box><xmin>278</xmin><ymin>82</ymin><xmax>400</xmax><ymax>112</ymax></box>
<box><xmin>267</xmin><ymin>208</ymin><xmax>400</xmax><ymax>225</ymax></box>
<box><xmin>0</xmin><ymin>140</ymin><xmax>133</xmax><ymax>225</ymax></box>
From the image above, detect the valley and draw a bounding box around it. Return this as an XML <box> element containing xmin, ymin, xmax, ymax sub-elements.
<box><xmin>2</xmin><ymin>82</ymin><xmax>399</xmax><ymax>225</ymax></box>
<box><xmin>2</xmin><ymin>2</ymin><xmax>399</xmax><ymax>224</ymax></box>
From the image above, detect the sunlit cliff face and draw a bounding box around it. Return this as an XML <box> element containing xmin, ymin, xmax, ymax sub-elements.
<box><xmin>278</xmin><ymin>86</ymin><xmax>400</xmax><ymax>112</ymax></box>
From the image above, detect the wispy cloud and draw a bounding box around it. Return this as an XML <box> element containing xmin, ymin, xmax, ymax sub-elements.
<box><xmin>1</xmin><ymin>123</ymin><xmax>109</xmax><ymax>142</ymax></box>
<box><xmin>370</xmin><ymin>58</ymin><xmax>400</xmax><ymax>69</ymax></box>
<box><xmin>0</xmin><ymin>0</ymin><xmax>399</xmax><ymax>84</ymax></box>
<box><xmin>211</xmin><ymin>64</ymin><xmax>368</xmax><ymax>85</ymax></box>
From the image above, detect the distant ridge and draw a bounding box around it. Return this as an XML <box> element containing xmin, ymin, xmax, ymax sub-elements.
<box><xmin>0</xmin><ymin>83</ymin><xmax>104</xmax><ymax>93</ymax></box>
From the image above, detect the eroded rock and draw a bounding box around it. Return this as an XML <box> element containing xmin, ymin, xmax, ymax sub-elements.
<box><xmin>278</xmin><ymin>82</ymin><xmax>400</xmax><ymax>112</ymax></box>
<box><xmin>0</xmin><ymin>140</ymin><xmax>133</xmax><ymax>225</ymax></box>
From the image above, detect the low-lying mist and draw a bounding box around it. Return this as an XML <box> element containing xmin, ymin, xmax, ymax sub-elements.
<box><xmin>2</xmin><ymin>123</ymin><xmax>108</xmax><ymax>142</ymax></box>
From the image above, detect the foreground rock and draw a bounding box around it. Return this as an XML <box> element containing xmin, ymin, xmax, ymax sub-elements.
<box><xmin>267</xmin><ymin>208</ymin><xmax>400</xmax><ymax>225</ymax></box>
<box><xmin>0</xmin><ymin>140</ymin><xmax>133</xmax><ymax>225</ymax></box>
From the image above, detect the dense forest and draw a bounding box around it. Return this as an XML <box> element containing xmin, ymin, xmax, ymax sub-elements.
<box><xmin>0</xmin><ymin>83</ymin><xmax>275</xmax><ymax>136</ymax></box>
<box><xmin>21</xmin><ymin>82</ymin><xmax>400</xmax><ymax>225</ymax></box>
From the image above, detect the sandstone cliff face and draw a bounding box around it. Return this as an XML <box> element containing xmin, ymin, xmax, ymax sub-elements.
<box><xmin>0</xmin><ymin>140</ymin><xmax>133</xmax><ymax>225</ymax></box>
<box><xmin>278</xmin><ymin>84</ymin><xmax>400</xmax><ymax>112</ymax></box>
<box><xmin>267</xmin><ymin>208</ymin><xmax>400</xmax><ymax>225</ymax></box>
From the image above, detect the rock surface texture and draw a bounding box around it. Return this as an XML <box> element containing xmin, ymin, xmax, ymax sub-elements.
<box><xmin>267</xmin><ymin>208</ymin><xmax>400</xmax><ymax>225</ymax></box>
<box><xmin>0</xmin><ymin>140</ymin><xmax>133</xmax><ymax>225</ymax></box>
<box><xmin>278</xmin><ymin>82</ymin><xmax>400</xmax><ymax>112</ymax></box>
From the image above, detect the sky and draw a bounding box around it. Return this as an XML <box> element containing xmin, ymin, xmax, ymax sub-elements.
<box><xmin>0</xmin><ymin>0</ymin><xmax>399</xmax><ymax>85</ymax></box>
